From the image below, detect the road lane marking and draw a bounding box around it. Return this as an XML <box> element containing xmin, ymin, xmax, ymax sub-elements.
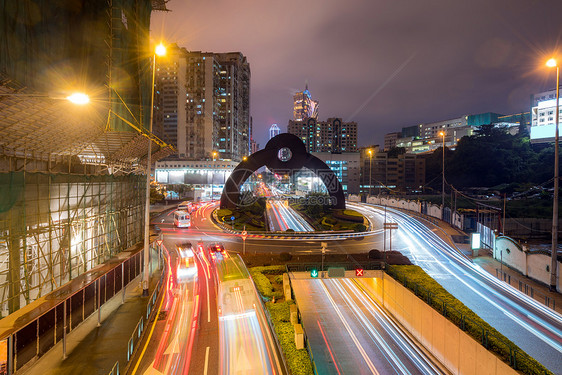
<box><xmin>319</xmin><ymin>280</ymin><xmax>380</xmax><ymax>375</ymax></box>
<box><xmin>204</xmin><ymin>346</ymin><xmax>210</xmax><ymax>375</ymax></box>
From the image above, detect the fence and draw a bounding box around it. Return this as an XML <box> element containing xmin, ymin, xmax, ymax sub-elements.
<box><xmin>107</xmin><ymin>243</ymin><xmax>167</xmax><ymax>375</ymax></box>
<box><xmin>0</xmin><ymin>248</ymin><xmax>146</xmax><ymax>374</ymax></box>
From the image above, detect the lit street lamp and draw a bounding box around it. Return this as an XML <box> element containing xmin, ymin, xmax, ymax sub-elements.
<box><xmin>211</xmin><ymin>151</ymin><xmax>218</xmax><ymax>201</ymax></box>
<box><xmin>439</xmin><ymin>131</ymin><xmax>445</xmax><ymax>220</ymax></box>
<box><xmin>66</xmin><ymin>93</ymin><xmax>90</xmax><ymax>105</ymax></box>
<box><xmin>368</xmin><ymin>149</ymin><xmax>372</xmax><ymax>196</ymax></box>
<box><xmin>547</xmin><ymin>57</ymin><xmax>560</xmax><ymax>292</ymax></box>
<box><xmin>142</xmin><ymin>43</ymin><xmax>166</xmax><ymax>296</ymax></box>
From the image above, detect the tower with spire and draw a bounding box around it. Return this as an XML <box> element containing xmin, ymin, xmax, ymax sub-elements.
<box><xmin>293</xmin><ymin>84</ymin><xmax>319</xmax><ymax>121</ymax></box>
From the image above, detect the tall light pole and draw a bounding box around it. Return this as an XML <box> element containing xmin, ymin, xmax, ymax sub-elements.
<box><xmin>547</xmin><ymin>57</ymin><xmax>560</xmax><ymax>292</ymax></box>
<box><xmin>142</xmin><ymin>43</ymin><xmax>166</xmax><ymax>296</ymax></box>
<box><xmin>440</xmin><ymin>131</ymin><xmax>445</xmax><ymax>220</ymax></box>
<box><xmin>211</xmin><ymin>151</ymin><xmax>217</xmax><ymax>201</ymax></box>
<box><xmin>368</xmin><ymin>149</ymin><xmax>372</xmax><ymax>196</ymax></box>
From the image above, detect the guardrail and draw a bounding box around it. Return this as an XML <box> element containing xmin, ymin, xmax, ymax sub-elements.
<box><xmin>114</xmin><ymin>248</ymin><xmax>167</xmax><ymax>374</ymax></box>
<box><xmin>286</xmin><ymin>261</ymin><xmax>384</xmax><ymax>273</ymax></box>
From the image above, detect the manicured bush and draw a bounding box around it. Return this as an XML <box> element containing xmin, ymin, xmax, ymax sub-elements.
<box><xmin>251</xmin><ymin>271</ymin><xmax>274</xmax><ymax>298</ymax></box>
<box><xmin>353</xmin><ymin>223</ymin><xmax>367</xmax><ymax>232</ymax></box>
<box><xmin>267</xmin><ymin>301</ymin><xmax>313</xmax><ymax>375</ymax></box>
<box><xmin>386</xmin><ymin>265</ymin><xmax>553</xmax><ymax>375</ymax></box>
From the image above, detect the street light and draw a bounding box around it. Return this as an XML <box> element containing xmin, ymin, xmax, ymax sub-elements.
<box><xmin>439</xmin><ymin>131</ymin><xmax>445</xmax><ymax>220</ymax></box>
<box><xmin>368</xmin><ymin>149</ymin><xmax>373</xmax><ymax>196</ymax></box>
<box><xmin>66</xmin><ymin>93</ymin><xmax>90</xmax><ymax>105</ymax></box>
<box><xmin>547</xmin><ymin>57</ymin><xmax>560</xmax><ymax>292</ymax></box>
<box><xmin>142</xmin><ymin>42</ymin><xmax>166</xmax><ymax>296</ymax></box>
<box><xmin>211</xmin><ymin>151</ymin><xmax>218</xmax><ymax>201</ymax></box>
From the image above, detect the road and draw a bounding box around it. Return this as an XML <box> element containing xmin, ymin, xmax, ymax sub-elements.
<box><xmin>141</xmin><ymin>200</ymin><xmax>561</xmax><ymax>373</ymax></box>
<box><xmin>348</xmin><ymin>202</ymin><xmax>562</xmax><ymax>374</ymax></box>
<box><xmin>291</xmin><ymin>272</ymin><xmax>445</xmax><ymax>375</ymax></box>
<box><xmin>266</xmin><ymin>200</ymin><xmax>315</xmax><ymax>232</ymax></box>
<box><xmin>130</xmin><ymin>202</ymin><xmax>285</xmax><ymax>375</ymax></box>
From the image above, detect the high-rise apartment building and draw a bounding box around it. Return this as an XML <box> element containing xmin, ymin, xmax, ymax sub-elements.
<box><xmin>269</xmin><ymin>124</ymin><xmax>280</xmax><ymax>139</ymax></box>
<box><xmin>154</xmin><ymin>45</ymin><xmax>250</xmax><ymax>161</ymax></box>
<box><xmin>288</xmin><ymin>117</ymin><xmax>358</xmax><ymax>153</ymax></box>
<box><xmin>216</xmin><ymin>52</ymin><xmax>251</xmax><ymax>160</ymax></box>
<box><xmin>293</xmin><ymin>85</ymin><xmax>319</xmax><ymax>121</ymax></box>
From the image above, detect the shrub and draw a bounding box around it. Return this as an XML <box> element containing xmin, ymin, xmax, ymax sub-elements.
<box><xmin>251</xmin><ymin>271</ymin><xmax>274</xmax><ymax>298</ymax></box>
<box><xmin>353</xmin><ymin>223</ymin><xmax>367</xmax><ymax>232</ymax></box>
<box><xmin>266</xmin><ymin>301</ymin><xmax>313</xmax><ymax>375</ymax></box>
<box><xmin>280</xmin><ymin>252</ymin><xmax>292</xmax><ymax>261</ymax></box>
<box><xmin>368</xmin><ymin>249</ymin><xmax>382</xmax><ymax>259</ymax></box>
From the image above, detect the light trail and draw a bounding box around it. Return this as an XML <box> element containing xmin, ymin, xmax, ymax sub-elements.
<box><xmin>318</xmin><ymin>279</ymin><xmax>380</xmax><ymax>375</ymax></box>
<box><xmin>349</xmin><ymin>202</ymin><xmax>562</xmax><ymax>372</ymax></box>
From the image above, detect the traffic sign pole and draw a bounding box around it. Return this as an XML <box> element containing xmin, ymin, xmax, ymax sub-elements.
<box><xmin>242</xmin><ymin>226</ymin><xmax>247</xmax><ymax>255</ymax></box>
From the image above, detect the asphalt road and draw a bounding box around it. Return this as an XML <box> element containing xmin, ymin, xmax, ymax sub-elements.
<box><xmin>291</xmin><ymin>273</ymin><xmax>446</xmax><ymax>375</ymax></box>
<box><xmin>147</xmin><ymin>201</ymin><xmax>561</xmax><ymax>374</ymax></box>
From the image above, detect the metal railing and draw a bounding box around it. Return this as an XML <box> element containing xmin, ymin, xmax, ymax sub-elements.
<box><xmin>286</xmin><ymin>261</ymin><xmax>384</xmax><ymax>273</ymax></box>
<box><xmin>116</xmin><ymin>244</ymin><xmax>167</xmax><ymax>374</ymax></box>
<box><xmin>108</xmin><ymin>361</ymin><xmax>119</xmax><ymax>375</ymax></box>
<box><xmin>1</xmin><ymin>249</ymin><xmax>144</xmax><ymax>374</ymax></box>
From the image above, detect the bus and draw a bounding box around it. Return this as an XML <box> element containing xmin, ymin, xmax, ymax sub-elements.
<box><xmin>173</xmin><ymin>210</ymin><xmax>191</xmax><ymax>228</ymax></box>
<box><xmin>178</xmin><ymin>201</ymin><xmax>190</xmax><ymax>211</ymax></box>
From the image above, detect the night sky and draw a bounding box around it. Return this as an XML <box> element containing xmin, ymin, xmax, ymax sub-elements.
<box><xmin>151</xmin><ymin>0</ymin><xmax>562</xmax><ymax>148</ymax></box>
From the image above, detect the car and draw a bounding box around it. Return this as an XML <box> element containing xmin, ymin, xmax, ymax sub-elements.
<box><xmin>176</xmin><ymin>242</ymin><xmax>194</xmax><ymax>258</ymax></box>
<box><xmin>208</xmin><ymin>243</ymin><xmax>226</xmax><ymax>254</ymax></box>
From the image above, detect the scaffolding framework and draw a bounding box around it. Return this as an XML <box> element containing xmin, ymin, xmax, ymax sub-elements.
<box><xmin>0</xmin><ymin>173</ymin><xmax>144</xmax><ymax>316</ymax></box>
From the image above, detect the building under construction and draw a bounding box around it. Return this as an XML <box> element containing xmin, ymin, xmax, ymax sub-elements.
<box><xmin>0</xmin><ymin>0</ymin><xmax>171</xmax><ymax>316</ymax></box>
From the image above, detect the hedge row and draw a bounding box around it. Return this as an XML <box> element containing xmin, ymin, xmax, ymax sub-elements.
<box><xmin>386</xmin><ymin>265</ymin><xmax>553</xmax><ymax>375</ymax></box>
<box><xmin>267</xmin><ymin>301</ymin><xmax>314</xmax><ymax>375</ymax></box>
<box><xmin>250</xmin><ymin>267</ymin><xmax>314</xmax><ymax>375</ymax></box>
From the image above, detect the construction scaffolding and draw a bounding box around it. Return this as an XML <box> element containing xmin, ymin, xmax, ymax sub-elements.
<box><xmin>0</xmin><ymin>0</ymin><xmax>175</xmax><ymax>322</ymax></box>
<box><xmin>0</xmin><ymin>172</ymin><xmax>144</xmax><ymax>316</ymax></box>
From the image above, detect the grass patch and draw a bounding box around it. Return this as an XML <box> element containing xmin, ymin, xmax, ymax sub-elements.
<box><xmin>387</xmin><ymin>265</ymin><xmax>553</xmax><ymax>375</ymax></box>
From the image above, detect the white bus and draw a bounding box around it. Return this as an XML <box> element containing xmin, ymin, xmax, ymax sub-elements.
<box><xmin>173</xmin><ymin>210</ymin><xmax>191</xmax><ymax>228</ymax></box>
<box><xmin>178</xmin><ymin>201</ymin><xmax>190</xmax><ymax>211</ymax></box>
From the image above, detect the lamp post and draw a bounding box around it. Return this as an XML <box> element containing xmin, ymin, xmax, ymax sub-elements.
<box><xmin>547</xmin><ymin>57</ymin><xmax>560</xmax><ymax>292</ymax></box>
<box><xmin>142</xmin><ymin>43</ymin><xmax>166</xmax><ymax>296</ymax></box>
<box><xmin>211</xmin><ymin>151</ymin><xmax>218</xmax><ymax>201</ymax></box>
<box><xmin>439</xmin><ymin>131</ymin><xmax>445</xmax><ymax>220</ymax></box>
<box><xmin>368</xmin><ymin>149</ymin><xmax>372</xmax><ymax>196</ymax></box>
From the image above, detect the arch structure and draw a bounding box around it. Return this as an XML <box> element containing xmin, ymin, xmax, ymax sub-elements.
<box><xmin>220</xmin><ymin>133</ymin><xmax>346</xmax><ymax>209</ymax></box>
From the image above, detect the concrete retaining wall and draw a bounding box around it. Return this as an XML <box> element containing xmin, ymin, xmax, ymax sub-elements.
<box><xmin>360</xmin><ymin>273</ymin><xmax>517</xmax><ymax>375</ymax></box>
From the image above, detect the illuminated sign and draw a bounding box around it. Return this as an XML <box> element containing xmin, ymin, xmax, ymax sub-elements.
<box><xmin>471</xmin><ymin>233</ymin><xmax>481</xmax><ymax>250</ymax></box>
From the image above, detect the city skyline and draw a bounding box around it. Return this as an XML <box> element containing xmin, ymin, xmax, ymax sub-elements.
<box><xmin>151</xmin><ymin>0</ymin><xmax>562</xmax><ymax>149</ymax></box>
